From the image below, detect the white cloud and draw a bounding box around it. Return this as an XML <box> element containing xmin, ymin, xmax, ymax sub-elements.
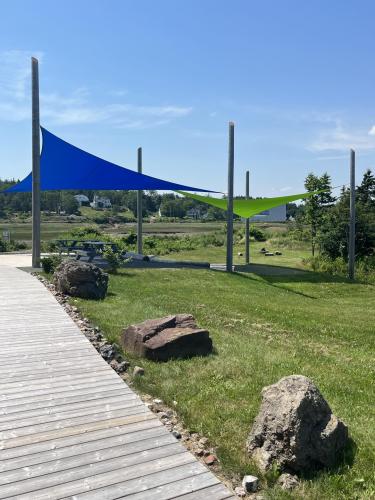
<box><xmin>309</xmin><ymin>123</ymin><xmax>375</xmax><ymax>152</ymax></box>
<box><xmin>368</xmin><ymin>125</ymin><xmax>375</xmax><ymax>136</ymax></box>
<box><xmin>0</xmin><ymin>50</ymin><xmax>192</xmax><ymax>129</ymax></box>
<box><xmin>0</xmin><ymin>50</ymin><xmax>43</xmax><ymax>101</ymax></box>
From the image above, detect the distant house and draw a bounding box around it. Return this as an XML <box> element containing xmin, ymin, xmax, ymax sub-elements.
<box><xmin>90</xmin><ymin>195</ymin><xmax>112</xmax><ymax>209</ymax></box>
<box><xmin>186</xmin><ymin>208</ymin><xmax>202</xmax><ymax>219</ymax></box>
<box><xmin>74</xmin><ymin>194</ymin><xmax>90</xmax><ymax>206</ymax></box>
<box><xmin>248</xmin><ymin>205</ymin><xmax>286</xmax><ymax>222</ymax></box>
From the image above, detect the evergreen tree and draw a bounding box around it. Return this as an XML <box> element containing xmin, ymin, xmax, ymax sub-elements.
<box><xmin>303</xmin><ymin>172</ymin><xmax>335</xmax><ymax>256</ymax></box>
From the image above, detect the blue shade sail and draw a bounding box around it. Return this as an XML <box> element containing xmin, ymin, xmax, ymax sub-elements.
<box><xmin>5</xmin><ymin>128</ymin><xmax>215</xmax><ymax>193</ymax></box>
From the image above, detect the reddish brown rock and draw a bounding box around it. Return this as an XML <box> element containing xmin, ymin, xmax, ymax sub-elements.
<box><xmin>121</xmin><ymin>314</ymin><xmax>212</xmax><ymax>361</ymax></box>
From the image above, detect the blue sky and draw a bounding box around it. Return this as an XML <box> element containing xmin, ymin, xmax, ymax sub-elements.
<box><xmin>1</xmin><ymin>0</ymin><xmax>375</xmax><ymax>196</ymax></box>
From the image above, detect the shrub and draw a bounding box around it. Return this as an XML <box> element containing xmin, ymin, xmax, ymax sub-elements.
<box><xmin>103</xmin><ymin>248</ymin><xmax>124</xmax><ymax>274</ymax></box>
<box><xmin>303</xmin><ymin>255</ymin><xmax>375</xmax><ymax>284</ymax></box>
<box><xmin>41</xmin><ymin>255</ymin><xmax>63</xmax><ymax>274</ymax></box>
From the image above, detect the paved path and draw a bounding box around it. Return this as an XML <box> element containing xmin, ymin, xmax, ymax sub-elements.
<box><xmin>0</xmin><ymin>266</ymin><xmax>235</xmax><ymax>500</ymax></box>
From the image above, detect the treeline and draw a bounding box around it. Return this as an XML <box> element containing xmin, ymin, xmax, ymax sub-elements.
<box><xmin>299</xmin><ymin>170</ymin><xmax>375</xmax><ymax>261</ymax></box>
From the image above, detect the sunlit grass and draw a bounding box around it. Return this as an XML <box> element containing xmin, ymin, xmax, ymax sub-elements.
<box><xmin>75</xmin><ymin>264</ymin><xmax>375</xmax><ymax>499</ymax></box>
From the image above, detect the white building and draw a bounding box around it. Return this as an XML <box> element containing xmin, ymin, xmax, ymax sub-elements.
<box><xmin>74</xmin><ymin>194</ymin><xmax>90</xmax><ymax>206</ymax></box>
<box><xmin>90</xmin><ymin>195</ymin><xmax>112</xmax><ymax>209</ymax></box>
<box><xmin>248</xmin><ymin>204</ymin><xmax>286</xmax><ymax>222</ymax></box>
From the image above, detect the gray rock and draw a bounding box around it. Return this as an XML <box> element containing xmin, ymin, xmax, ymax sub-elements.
<box><xmin>133</xmin><ymin>366</ymin><xmax>144</xmax><ymax>376</ymax></box>
<box><xmin>99</xmin><ymin>344</ymin><xmax>115</xmax><ymax>361</ymax></box>
<box><xmin>242</xmin><ymin>475</ymin><xmax>259</xmax><ymax>493</ymax></box>
<box><xmin>117</xmin><ymin>361</ymin><xmax>130</xmax><ymax>373</ymax></box>
<box><xmin>277</xmin><ymin>473</ymin><xmax>299</xmax><ymax>490</ymax></box>
<box><xmin>53</xmin><ymin>261</ymin><xmax>108</xmax><ymax>300</ymax></box>
<box><xmin>172</xmin><ymin>430</ymin><xmax>181</xmax><ymax>439</ymax></box>
<box><xmin>247</xmin><ymin>375</ymin><xmax>348</xmax><ymax>473</ymax></box>
<box><xmin>121</xmin><ymin>314</ymin><xmax>212</xmax><ymax>361</ymax></box>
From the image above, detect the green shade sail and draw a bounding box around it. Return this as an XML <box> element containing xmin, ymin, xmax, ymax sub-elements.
<box><xmin>176</xmin><ymin>190</ymin><xmax>323</xmax><ymax>218</ymax></box>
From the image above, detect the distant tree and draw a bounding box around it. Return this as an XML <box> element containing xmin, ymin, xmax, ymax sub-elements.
<box><xmin>303</xmin><ymin>172</ymin><xmax>335</xmax><ymax>256</ymax></box>
<box><xmin>357</xmin><ymin>169</ymin><xmax>375</xmax><ymax>206</ymax></box>
<box><xmin>61</xmin><ymin>193</ymin><xmax>79</xmax><ymax>215</ymax></box>
<box><xmin>318</xmin><ymin>171</ymin><xmax>375</xmax><ymax>260</ymax></box>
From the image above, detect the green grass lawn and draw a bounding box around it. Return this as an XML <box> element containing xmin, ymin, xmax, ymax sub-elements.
<box><xmin>0</xmin><ymin>222</ymin><xmax>85</xmax><ymax>244</ymax></box>
<box><xmin>172</xmin><ymin>240</ymin><xmax>311</xmax><ymax>269</ymax></box>
<box><xmin>73</xmin><ymin>265</ymin><xmax>375</xmax><ymax>499</ymax></box>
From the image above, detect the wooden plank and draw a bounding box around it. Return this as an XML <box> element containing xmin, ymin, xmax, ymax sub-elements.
<box><xmin>0</xmin><ymin>433</ymin><xmax>176</xmax><ymax>485</ymax></box>
<box><xmin>0</xmin><ymin>387</ymin><xmax>128</xmax><ymax>415</ymax></box>
<box><xmin>0</xmin><ymin>403</ymin><xmax>147</xmax><ymax>437</ymax></box>
<box><xmin>0</xmin><ymin>445</ymin><xmax>187</xmax><ymax>498</ymax></box>
<box><xmin>0</xmin><ymin>393</ymin><xmax>139</xmax><ymax>424</ymax></box>
<box><xmin>177</xmin><ymin>483</ymin><xmax>236</xmax><ymax>499</ymax></box>
<box><xmin>0</xmin><ymin>425</ymin><xmax>166</xmax><ymax>473</ymax></box>
<box><xmin>62</xmin><ymin>462</ymin><xmax>209</xmax><ymax>500</ymax></box>
<box><xmin>116</xmin><ymin>472</ymin><xmax>218</xmax><ymax>499</ymax></box>
<box><xmin>0</xmin><ymin>418</ymin><xmax>162</xmax><ymax>462</ymax></box>
<box><xmin>0</xmin><ymin>266</ymin><xmax>232</xmax><ymax>499</ymax></box>
<box><xmin>0</xmin><ymin>403</ymin><xmax>147</xmax><ymax>440</ymax></box>
<box><xmin>0</xmin><ymin>413</ymin><xmax>156</xmax><ymax>451</ymax></box>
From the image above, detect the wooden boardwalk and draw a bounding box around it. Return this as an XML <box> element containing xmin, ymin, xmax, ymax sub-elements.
<box><xmin>0</xmin><ymin>266</ymin><xmax>235</xmax><ymax>500</ymax></box>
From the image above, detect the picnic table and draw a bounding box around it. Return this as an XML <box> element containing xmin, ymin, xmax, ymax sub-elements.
<box><xmin>55</xmin><ymin>239</ymin><xmax>119</xmax><ymax>262</ymax></box>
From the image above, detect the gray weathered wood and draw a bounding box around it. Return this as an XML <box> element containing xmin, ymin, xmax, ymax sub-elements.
<box><xmin>0</xmin><ymin>266</ymin><xmax>233</xmax><ymax>499</ymax></box>
<box><xmin>226</xmin><ymin>122</ymin><xmax>234</xmax><ymax>272</ymax></box>
<box><xmin>137</xmin><ymin>146</ymin><xmax>143</xmax><ymax>254</ymax></box>
<box><xmin>245</xmin><ymin>169</ymin><xmax>250</xmax><ymax>264</ymax></box>
<box><xmin>348</xmin><ymin>149</ymin><xmax>356</xmax><ymax>280</ymax></box>
<box><xmin>31</xmin><ymin>57</ymin><xmax>41</xmax><ymax>268</ymax></box>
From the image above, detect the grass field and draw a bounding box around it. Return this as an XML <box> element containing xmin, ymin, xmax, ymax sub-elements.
<box><xmin>0</xmin><ymin>220</ymin><xmax>236</xmax><ymax>244</ymax></box>
<box><xmin>73</xmin><ymin>263</ymin><xmax>375</xmax><ymax>499</ymax></box>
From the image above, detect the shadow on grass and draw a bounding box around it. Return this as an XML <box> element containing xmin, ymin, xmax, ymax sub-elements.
<box><xmin>299</xmin><ymin>437</ymin><xmax>357</xmax><ymax>480</ymax></box>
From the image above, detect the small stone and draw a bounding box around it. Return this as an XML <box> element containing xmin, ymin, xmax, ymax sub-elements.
<box><xmin>172</xmin><ymin>430</ymin><xmax>181</xmax><ymax>439</ymax></box>
<box><xmin>172</xmin><ymin>400</ymin><xmax>178</xmax><ymax>406</ymax></box>
<box><xmin>277</xmin><ymin>473</ymin><xmax>299</xmax><ymax>490</ymax></box>
<box><xmin>133</xmin><ymin>366</ymin><xmax>144</xmax><ymax>376</ymax></box>
<box><xmin>234</xmin><ymin>486</ymin><xmax>246</xmax><ymax>498</ymax></box>
<box><xmin>242</xmin><ymin>475</ymin><xmax>259</xmax><ymax>493</ymax></box>
<box><xmin>109</xmin><ymin>360</ymin><xmax>119</xmax><ymax>371</ymax></box>
<box><xmin>153</xmin><ymin>398</ymin><xmax>163</xmax><ymax>405</ymax></box>
<box><xmin>117</xmin><ymin>361</ymin><xmax>130</xmax><ymax>373</ymax></box>
<box><xmin>194</xmin><ymin>447</ymin><xmax>205</xmax><ymax>456</ymax></box>
<box><xmin>204</xmin><ymin>454</ymin><xmax>217</xmax><ymax>465</ymax></box>
<box><xmin>99</xmin><ymin>344</ymin><xmax>115</xmax><ymax>361</ymax></box>
<box><xmin>199</xmin><ymin>437</ymin><xmax>209</xmax><ymax>447</ymax></box>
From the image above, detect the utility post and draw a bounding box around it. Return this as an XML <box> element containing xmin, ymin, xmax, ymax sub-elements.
<box><xmin>348</xmin><ymin>149</ymin><xmax>356</xmax><ymax>280</ymax></box>
<box><xmin>226</xmin><ymin>122</ymin><xmax>234</xmax><ymax>272</ymax></box>
<box><xmin>245</xmin><ymin>170</ymin><xmax>250</xmax><ymax>264</ymax></box>
<box><xmin>137</xmin><ymin>147</ymin><xmax>143</xmax><ymax>255</ymax></box>
<box><xmin>31</xmin><ymin>57</ymin><xmax>41</xmax><ymax>268</ymax></box>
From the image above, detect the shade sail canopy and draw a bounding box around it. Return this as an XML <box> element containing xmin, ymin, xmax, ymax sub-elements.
<box><xmin>177</xmin><ymin>190</ymin><xmax>322</xmax><ymax>218</ymax></box>
<box><xmin>5</xmin><ymin>128</ymin><xmax>214</xmax><ymax>193</ymax></box>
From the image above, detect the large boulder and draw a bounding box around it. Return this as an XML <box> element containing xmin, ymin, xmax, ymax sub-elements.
<box><xmin>247</xmin><ymin>375</ymin><xmax>348</xmax><ymax>474</ymax></box>
<box><xmin>54</xmin><ymin>260</ymin><xmax>108</xmax><ymax>300</ymax></box>
<box><xmin>121</xmin><ymin>314</ymin><xmax>212</xmax><ymax>361</ymax></box>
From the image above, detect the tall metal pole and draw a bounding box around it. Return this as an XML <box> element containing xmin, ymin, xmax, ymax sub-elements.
<box><xmin>226</xmin><ymin>122</ymin><xmax>234</xmax><ymax>272</ymax></box>
<box><xmin>245</xmin><ymin>170</ymin><xmax>250</xmax><ymax>264</ymax></box>
<box><xmin>31</xmin><ymin>57</ymin><xmax>41</xmax><ymax>268</ymax></box>
<box><xmin>348</xmin><ymin>149</ymin><xmax>356</xmax><ymax>280</ymax></box>
<box><xmin>137</xmin><ymin>147</ymin><xmax>143</xmax><ymax>255</ymax></box>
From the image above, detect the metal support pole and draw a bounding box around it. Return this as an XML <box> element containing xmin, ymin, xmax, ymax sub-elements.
<box><xmin>31</xmin><ymin>57</ymin><xmax>41</xmax><ymax>268</ymax></box>
<box><xmin>137</xmin><ymin>147</ymin><xmax>143</xmax><ymax>255</ymax></box>
<box><xmin>226</xmin><ymin>122</ymin><xmax>234</xmax><ymax>272</ymax></box>
<box><xmin>348</xmin><ymin>149</ymin><xmax>356</xmax><ymax>280</ymax></box>
<box><xmin>245</xmin><ymin>170</ymin><xmax>250</xmax><ymax>264</ymax></box>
